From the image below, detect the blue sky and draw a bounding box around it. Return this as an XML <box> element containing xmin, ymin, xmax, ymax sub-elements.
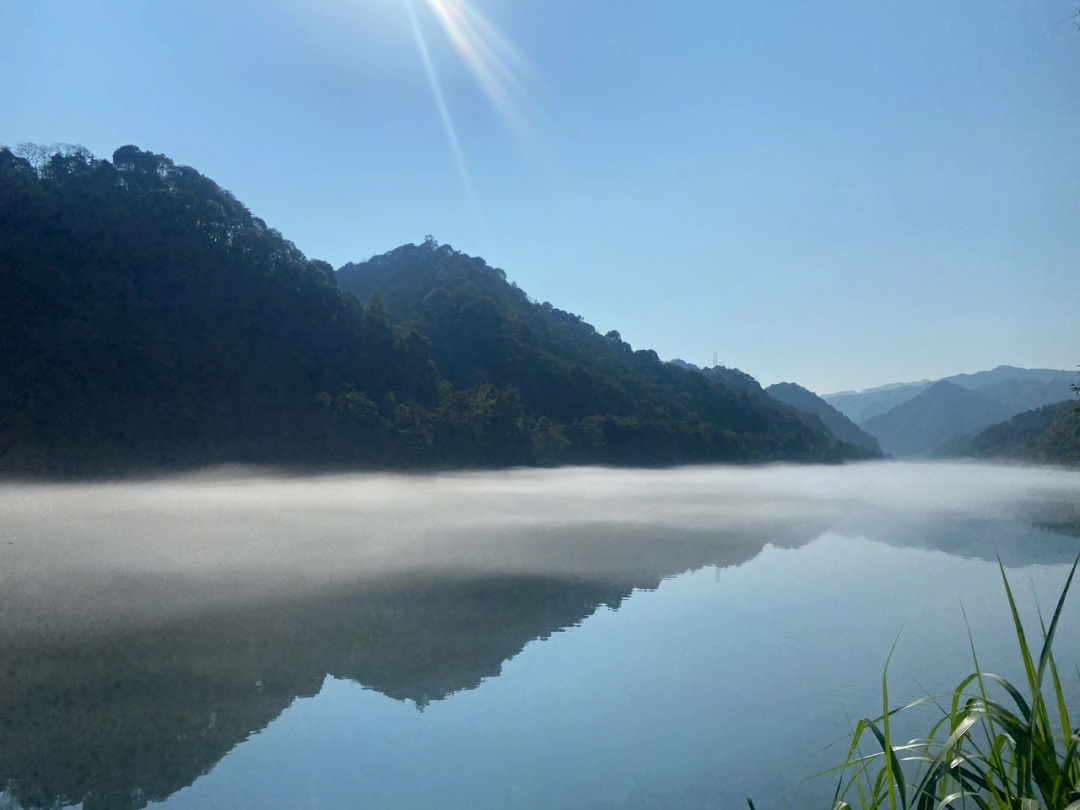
<box><xmin>2</xmin><ymin>0</ymin><xmax>1078</xmax><ymax>393</ymax></box>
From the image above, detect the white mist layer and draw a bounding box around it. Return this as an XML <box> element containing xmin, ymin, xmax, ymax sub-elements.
<box><xmin>1</xmin><ymin>461</ymin><xmax>1077</xmax><ymax>634</ymax></box>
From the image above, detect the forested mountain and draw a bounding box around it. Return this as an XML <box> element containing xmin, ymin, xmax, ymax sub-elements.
<box><xmin>667</xmin><ymin>360</ymin><xmax>882</xmax><ymax>455</ymax></box>
<box><xmin>668</xmin><ymin>359</ymin><xmax>768</xmax><ymax>401</ymax></box>
<box><xmin>862</xmin><ymin>381</ymin><xmax>1011</xmax><ymax>457</ymax></box>
<box><xmin>765</xmin><ymin>382</ymin><xmax>882</xmax><ymax>454</ymax></box>
<box><xmin>335</xmin><ymin>241</ymin><xmax>871</xmax><ymax>465</ymax></box>
<box><xmin>0</xmin><ymin>145</ymin><xmax>440</xmax><ymax>475</ymax></box>
<box><xmin>0</xmin><ymin>145</ymin><xmax>865</xmax><ymax>475</ymax></box>
<box><xmin>948</xmin><ymin>400</ymin><xmax>1080</xmax><ymax>465</ymax></box>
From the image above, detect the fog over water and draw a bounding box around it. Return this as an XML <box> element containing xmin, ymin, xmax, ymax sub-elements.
<box><xmin>2</xmin><ymin>461</ymin><xmax>1080</xmax><ymax>810</ymax></box>
<box><xmin>2</xmin><ymin>461</ymin><xmax>1078</xmax><ymax>636</ymax></box>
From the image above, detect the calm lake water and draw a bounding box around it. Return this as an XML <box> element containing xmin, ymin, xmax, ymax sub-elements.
<box><xmin>1</xmin><ymin>462</ymin><xmax>1078</xmax><ymax>810</ymax></box>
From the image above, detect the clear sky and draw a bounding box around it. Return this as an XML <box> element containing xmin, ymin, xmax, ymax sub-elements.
<box><xmin>3</xmin><ymin>0</ymin><xmax>1078</xmax><ymax>393</ymax></box>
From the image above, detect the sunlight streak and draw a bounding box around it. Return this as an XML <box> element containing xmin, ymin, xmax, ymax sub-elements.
<box><xmin>402</xmin><ymin>0</ymin><xmax>478</xmax><ymax>208</ymax></box>
<box><xmin>420</xmin><ymin>0</ymin><xmax>535</xmax><ymax>147</ymax></box>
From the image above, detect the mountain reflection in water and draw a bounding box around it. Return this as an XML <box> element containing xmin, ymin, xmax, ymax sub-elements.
<box><xmin>1</xmin><ymin>462</ymin><xmax>1078</xmax><ymax>809</ymax></box>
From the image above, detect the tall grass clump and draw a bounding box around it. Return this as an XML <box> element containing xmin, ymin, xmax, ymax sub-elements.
<box><xmin>754</xmin><ymin>554</ymin><xmax>1080</xmax><ymax>810</ymax></box>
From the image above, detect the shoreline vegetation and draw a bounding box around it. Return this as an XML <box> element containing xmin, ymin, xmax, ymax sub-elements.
<box><xmin>753</xmin><ymin>556</ymin><xmax>1080</xmax><ymax>810</ymax></box>
<box><xmin>0</xmin><ymin>144</ymin><xmax>874</xmax><ymax>478</ymax></box>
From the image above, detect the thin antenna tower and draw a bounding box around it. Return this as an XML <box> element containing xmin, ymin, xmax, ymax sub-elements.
<box><xmin>713</xmin><ymin>351</ymin><xmax>718</xmax><ymax>367</ymax></box>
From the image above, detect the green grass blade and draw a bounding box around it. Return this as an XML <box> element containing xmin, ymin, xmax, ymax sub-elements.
<box><xmin>880</xmin><ymin>633</ymin><xmax>907</xmax><ymax>810</ymax></box>
<box><xmin>1033</xmin><ymin>554</ymin><xmax>1079</xmax><ymax>717</ymax></box>
<box><xmin>997</xmin><ymin>557</ymin><xmax>1038</xmax><ymax>797</ymax></box>
<box><xmin>911</xmin><ymin>712</ymin><xmax>982</xmax><ymax>805</ymax></box>
<box><xmin>865</xmin><ymin>718</ymin><xmax>908</xmax><ymax>810</ymax></box>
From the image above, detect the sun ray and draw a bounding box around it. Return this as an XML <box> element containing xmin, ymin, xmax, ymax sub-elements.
<box><xmin>402</xmin><ymin>0</ymin><xmax>479</xmax><ymax>209</ymax></box>
<box><xmin>420</xmin><ymin>0</ymin><xmax>535</xmax><ymax>147</ymax></box>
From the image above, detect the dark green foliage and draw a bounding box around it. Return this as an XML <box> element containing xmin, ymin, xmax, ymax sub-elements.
<box><xmin>0</xmin><ymin>145</ymin><xmax>866</xmax><ymax>475</ymax></box>
<box><xmin>766</xmin><ymin>382</ymin><xmax>883</xmax><ymax>455</ymax></box>
<box><xmin>960</xmin><ymin>400</ymin><xmax>1080</xmax><ymax>465</ymax></box>
<box><xmin>338</xmin><ymin>241</ymin><xmax>867</xmax><ymax>466</ymax></box>
<box><xmin>0</xmin><ymin>145</ymin><xmax>438</xmax><ymax>475</ymax></box>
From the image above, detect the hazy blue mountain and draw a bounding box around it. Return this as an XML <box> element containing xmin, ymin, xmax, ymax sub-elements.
<box><xmin>825</xmin><ymin>366</ymin><xmax>1076</xmax><ymax>426</ymax></box>
<box><xmin>862</xmin><ymin>381</ymin><xmax>1012</xmax><ymax>457</ymax></box>
<box><xmin>824</xmin><ymin>381</ymin><xmax>932</xmax><ymax>424</ymax></box>
<box><xmin>942</xmin><ymin>365</ymin><xmax>1075</xmax><ymax>391</ymax></box>
<box><xmin>968</xmin><ymin>374</ymin><xmax>1076</xmax><ymax>416</ymax></box>
<box><xmin>766</xmin><ymin>382</ymin><xmax>882</xmax><ymax>454</ymax></box>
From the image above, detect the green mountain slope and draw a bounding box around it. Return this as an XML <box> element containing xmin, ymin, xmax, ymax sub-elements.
<box><xmin>765</xmin><ymin>382</ymin><xmax>882</xmax><ymax>454</ymax></box>
<box><xmin>0</xmin><ymin>145</ymin><xmax>865</xmax><ymax>474</ymax></box>
<box><xmin>336</xmin><ymin>240</ymin><xmax>866</xmax><ymax>464</ymax></box>
<box><xmin>0</xmin><ymin>145</ymin><xmax>442</xmax><ymax>476</ymax></box>
<box><xmin>956</xmin><ymin>400</ymin><xmax>1080</xmax><ymax>465</ymax></box>
<box><xmin>670</xmin><ymin>361</ymin><xmax>881</xmax><ymax>457</ymax></box>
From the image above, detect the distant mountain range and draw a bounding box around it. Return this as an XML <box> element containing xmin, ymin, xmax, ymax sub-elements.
<box><xmin>825</xmin><ymin>367</ymin><xmax>1076</xmax><ymax>426</ymax></box>
<box><xmin>824</xmin><ymin>367</ymin><xmax>1078</xmax><ymax>459</ymax></box>
<box><xmin>825</xmin><ymin>380</ymin><xmax>935</xmax><ymax>426</ymax></box>
<box><xmin>862</xmin><ymin>381</ymin><xmax>1012</xmax><ymax>457</ymax></box>
<box><xmin>0</xmin><ymin>144</ymin><xmax>868</xmax><ymax>476</ymax></box>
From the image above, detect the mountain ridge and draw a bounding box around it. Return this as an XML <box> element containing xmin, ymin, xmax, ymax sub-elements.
<box><xmin>824</xmin><ymin>365</ymin><xmax>1076</xmax><ymax>426</ymax></box>
<box><xmin>862</xmin><ymin>380</ymin><xmax>1012</xmax><ymax>457</ymax></box>
<box><xmin>946</xmin><ymin>399</ymin><xmax>1080</xmax><ymax>465</ymax></box>
<box><xmin>765</xmin><ymin>382</ymin><xmax>882</xmax><ymax>455</ymax></box>
<box><xmin>0</xmin><ymin>144</ymin><xmax>867</xmax><ymax>475</ymax></box>
<box><xmin>826</xmin><ymin>366</ymin><xmax>1077</xmax><ymax>456</ymax></box>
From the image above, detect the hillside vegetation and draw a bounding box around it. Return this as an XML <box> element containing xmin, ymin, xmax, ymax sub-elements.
<box><xmin>0</xmin><ymin>145</ymin><xmax>866</xmax><ymax>475</ymax></box>
<box><xmin>765</xmin><ymin>382</ymin><xmax>882</xmax><ymax>454</ymax></box>
<box><xmin>953</xmin><ymin>400</ymin><xmax>1080</xmax><ymax>465</ymax></box>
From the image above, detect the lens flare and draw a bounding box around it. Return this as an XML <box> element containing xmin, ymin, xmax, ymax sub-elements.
<box><xmin>401</xmin><ymin>0</ymin><xmax>547</xmax><ymax>222</ymax></box>
<box><xmin>402</xmin><ymin>0</ymin><xmax>478</xmax><ymax>207</ymax></box>
<box><xmin>419</xmin><ymin>0</ymin><xmax>534</xmax><ymax>144</ymax></box>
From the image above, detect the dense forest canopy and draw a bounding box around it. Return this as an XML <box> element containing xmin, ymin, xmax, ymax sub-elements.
<box><xmin>0</xmin><ymin>144</ymin><xmax>868</xmax><ymax>476</ymax></box>
<box><xmin>336</xmin><ymin>240</ymin><xmax>874</xmax><ymax>464</ymax></box>
<box><xmin>949</xmin><ymin>399</ymin><xmax>1080</xmax><ymax>465</ymax></box>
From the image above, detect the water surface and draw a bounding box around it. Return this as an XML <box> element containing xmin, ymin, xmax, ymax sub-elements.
<box><xmin>1</xmin><ymin>462</ymin><xmax>1078</xmax><ymax>809</ymax></box>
